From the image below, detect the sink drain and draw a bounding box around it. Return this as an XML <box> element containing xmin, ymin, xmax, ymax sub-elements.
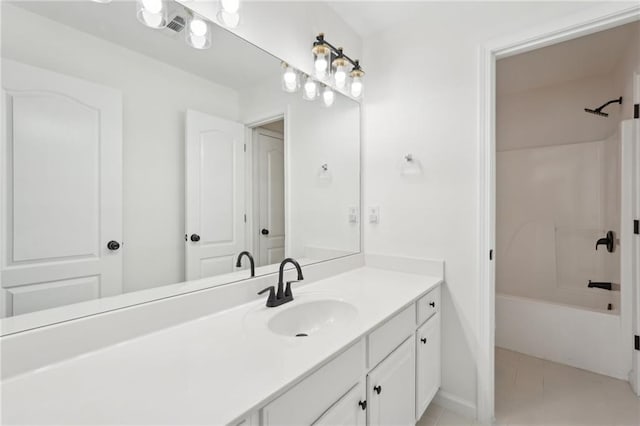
<box><xmin>295</xmin><ymin>333</ymin><xmax>308</xmax><ymax>337</ymax></box>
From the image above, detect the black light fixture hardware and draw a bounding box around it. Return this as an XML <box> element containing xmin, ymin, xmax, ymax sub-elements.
<box><xmin>312</xmin><ymin>33</ymin><xmax>365</xmax><ymax>98</ymax></box>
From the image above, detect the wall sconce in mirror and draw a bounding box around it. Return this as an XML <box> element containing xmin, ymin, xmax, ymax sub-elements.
<box><xmin>136</xmin><ymin>0</ymin><xmax>167</xmax><ymax>29</ymax></box>
<box><xmin>303</xmin><ymin>75</ymin><xmax>319</xmax><ymax>101</ymax></box>
<box><xmin>186</xmin><ymin>13</ymin><xmax>211</xmax><ymax>49</ymax></box>
<box><xmin>322</xmin><ymin>86</ymin><xmax>335</xmax><ymax>107</ymax></box>
<box><xmin>281</xmin><ymin>63</ymin><xmax>300</xmax><ymax>93</ymax></box>
<box><xmin>217</xmin><ymin>0</ymin><xmax>240</xmax><ymax>28</ymax></box>
<box><xmin>401</xmin><ymin>154</ymin><xmax>423</xmax><ymax>176</ymax></box>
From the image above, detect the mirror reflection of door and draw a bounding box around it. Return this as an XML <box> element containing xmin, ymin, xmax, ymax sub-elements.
<box><xmin>185</xmin><ymin>109</ymin><xmax>245</xmax><ymax>280</ymax></box>
<box><xmin>254</xmin><ymin>122</ymin><xmax>285</xmax><ymax>267</ymax></box>
<box><xmin>1</xmin><ymin>60</ymin><xmax>123</xmax><ymax>316</ymax></box>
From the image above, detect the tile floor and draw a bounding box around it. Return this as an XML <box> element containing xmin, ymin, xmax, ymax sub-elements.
<box><xmin>417</xmin><ymin>348</ymin><xmax>640</xmax><ymax>425</ymax></box>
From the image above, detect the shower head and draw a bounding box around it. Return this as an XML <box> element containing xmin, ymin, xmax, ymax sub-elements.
<box><xmin>584</xmin><ymin>96</ymin><xmax>622</xmax><ymax>118</ymax></box>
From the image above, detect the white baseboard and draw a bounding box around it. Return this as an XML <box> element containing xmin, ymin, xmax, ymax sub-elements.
<box><xmin>433</xmin><ymin>389</ymin><xmax>477</xmax><ymax>421</ymax></box>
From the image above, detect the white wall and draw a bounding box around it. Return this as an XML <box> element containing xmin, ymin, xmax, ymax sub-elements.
<box><xmin>1</xmin><ymin>4</ymin><xmax>240</xmax><ymax>293</ymax></box>
<box><xmin>497</xmin><ymin>75</ymin><xmax>620</xmax><ymax>151</ymax></box>
<box><xmin>613</xmin><ymin>22</ymin><xmax>640</xmax><ymax>119</ymax></box>
<box><xmin>360</xmin><ymin>1</ymin><xmax>633</xmax><ymax>414</ymax></box>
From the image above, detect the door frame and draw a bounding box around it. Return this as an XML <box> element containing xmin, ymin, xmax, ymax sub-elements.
<box><xmin>477</xmin><ymin>4</ymin><xmax>640</xmax><ymax>423</ymax></box>
<box><xmin>244</xmin><ymin>112</ymin><xmax>288</xmax><ymax>265</ymax></box>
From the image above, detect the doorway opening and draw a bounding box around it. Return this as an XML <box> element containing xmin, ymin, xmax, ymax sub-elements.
<box><xmin>248</xmin><ymin>117</ymin><xmax>286</xmax><ymax>268</ymax></box>
<box><xmin>491</xmin><ymin>19</ymin><xmax>640</xmax><ymax>425</ymax></box>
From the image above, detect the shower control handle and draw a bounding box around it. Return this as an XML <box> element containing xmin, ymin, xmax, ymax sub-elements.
<box><xmin>595</xmin><ymin>230</ymin><xmax>615</xmax><ymax>253</ymax></box>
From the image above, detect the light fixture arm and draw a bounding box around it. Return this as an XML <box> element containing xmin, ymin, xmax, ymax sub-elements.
<box><xmin>314</xmin><ymin>33</ymin><xmax>364</xmax><ymax>74</ymax></box>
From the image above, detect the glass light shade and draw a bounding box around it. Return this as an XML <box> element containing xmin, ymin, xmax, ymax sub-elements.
<box><xmin>322</xmin><ymin>86</ymin><xmax>335</xmax><ymax>107</ymax></box>
<box><xmin>281</xmin><ymin>64</ymin><xmax>299</xmax><ymax>93</ymax></box>
<box><xmin>333</xmin><ymin>58</ymin><xmax>348</xmax><ymax>90</ymax></box>
<box><xmin>136</xmin><ymin>0</ymin><xmax>167</xmax><ymax>28</ymax></box>
<box><xmin>350</xmin><ymin>75</ymin><xmax>363</xmax><ymax>98</ymax></box>
<box><xmin>186</xmin><ymin>14</ymin><xmax>211</xmax><ymax>49</ymax></box>
<box><xmin>217</xmin><ymin>9</ymin><xmax>240</xmax><ymax>28</ymax></box>
<box><xmin>312</xmin><ymin>45</ymin><xmax>330</xmax><ymax>79</ymax></box>
<box><xmin>220</xmin><ymin>0</ymin><xmax>240</xmax><ymax>14</ymax></box>
<box><xmin>303</xmin><ymin>76</ymin><xmax>318</xmax><ymax>101</ymax></box>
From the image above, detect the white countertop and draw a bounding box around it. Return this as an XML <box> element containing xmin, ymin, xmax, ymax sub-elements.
<box><xmin>1</xmin><ymin>267</ymin><xmax>441</xmax><ymax>425</ymax></box>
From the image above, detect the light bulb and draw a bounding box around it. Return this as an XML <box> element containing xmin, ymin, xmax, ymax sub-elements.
<box><xmin>141</xmin><ymin>10</ymin><xmax>164</xmax><ymax>28</ymax></box>
<box><xmin>186</xmin><ymin>14</ymin><xmax>211</xmax><ymax>49</ymax></box>
<box><xmin>189</xmin><ymin>18</ymin><xmax>208</xmax><ymax>37</ymax></box>
<box><xmin>350</xmin><ymin>76</ymin><xmax>363</xmax><ymax>98</ymax></box>
<box><xmin>142</xmin><ymin>0</ymin><xmax>163</xmax><ymax>14</ymax></box>
<box><xmin>282</xmin><ymin>66</ymin><xmax>298</xmax><ymax>93</ymax></box>
<box><xmin>217</xmin><ymin>9</ymin><xmax>240</xmax><ymax>28</ymax></box>
<box><xmin>334</xmin><ymin>69</ymin><xmax>347</xmax><ymax>89</ymax></box>
<box><xmin>303</xmin><ymin>77</ymin><xmax>318</xmax><ymax>101</ymax></box>
<box><xmin>137</xmin><ymin>0</ymin><xmax>166</xmax><ymax>28</ymax></box>
<box><xmin>220</xmin><ymin>0</ymin><xmax>240</xmax><ymax>14</ymax></box>
<box><xmin>314</xmin><ymin>57</ymin><xmax>328</xmax><ymax>77</ymax></box>
<box><xmin>322</xmin><ymin>86</ymin><xmax>335</xmax><ymax>107</ymax></box>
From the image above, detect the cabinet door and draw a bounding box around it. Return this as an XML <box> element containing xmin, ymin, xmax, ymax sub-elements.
<box><xmin>416</xmin><ymin>314</ymin><xmax>441</xmax><ymax>420</ymax></box>
<box><xmin>367</xmin><ymin>337</ymin><xmax>415</xmax><ymax>426</ymax></box>
<box><xmin>313</xmin><ymin>383</ymin><xmax>366</xmax><ymax>426</ymax></box>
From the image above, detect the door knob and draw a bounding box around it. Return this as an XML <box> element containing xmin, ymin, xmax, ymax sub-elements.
<box><xmin>429</xmin><ymin>301</ymin><xmax>436</xmax><ymax>308</ymax></box>
<box><xmin>421</xmin><ymin>337</ymin><xmax>427</xmax><ymax>344</ymax></box>
<box><xmin>373</xmin><ymin>385</ymin><xmax>382</xmax><ymax>395</ymax></box>
<box><xmin>190</xmin><ymin>234</ymin><xmax>201</xmax><ymax>242</ymax></box>
<box><xmin>261</xmin><ymin>229</ymin><xmax>269</xmax><ymax>236</ymax></box>
<box><xmin>107</xmin><ymin>240</ymin><xmax>120</xmax><ymax>251</ymax></box>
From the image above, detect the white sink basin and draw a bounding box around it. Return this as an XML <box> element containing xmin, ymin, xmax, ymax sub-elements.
<box><xmin>267</xmin><ymin>299</ymin><xmax>358</xmax><ymax>337</ymax></box>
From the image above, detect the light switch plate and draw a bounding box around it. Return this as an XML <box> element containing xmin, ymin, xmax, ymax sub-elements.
<box><xmin>369</xmin><ymin>206</ymin><xmax>380</xmax><ymax>224</ymax></box>
<box><xmin>348</xmin><ymin>206</ymin><xmax>358</xmax><ymax>223</ymax></box>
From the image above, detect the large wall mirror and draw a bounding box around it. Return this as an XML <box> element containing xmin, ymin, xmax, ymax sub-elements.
<box><xmin>0</xmin><ymin>1</ymin><xmax>360</xmax><ymax>327</ymax></box>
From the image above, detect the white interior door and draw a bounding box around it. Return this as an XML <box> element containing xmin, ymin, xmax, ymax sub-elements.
<box><xmin>256</xmin><ymin>128</ymin><xmax>285</xmax><ymax>266</ymax></box>
<box><xmin>185</xmin><ymin>109</ymin><xmax>245</xmax><ymax>280</ymax></box>
<box><xmin>1</xmin><ymin>59</ymin><xmax>123</xmax><ymax>317</ymax></box>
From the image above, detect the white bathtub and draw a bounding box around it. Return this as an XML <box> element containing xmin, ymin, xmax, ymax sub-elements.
<box><xmin>496</xmin><ymin>293</ymin><xmax>630</xmax><ymax>380</ymax></box>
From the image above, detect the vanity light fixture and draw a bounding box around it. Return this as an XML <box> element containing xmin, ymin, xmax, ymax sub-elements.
<box><xmin>322</xmin><ymin>85</ymin><xmax>335</xmax><ymax>107</ymax></box>
<box><xmin>217</xmin><ymin>0</ymin><xmax>240</xmax><ymax>28</ymax></box>
<box><xmin>136</xmin><ymin>0</ymin><xmax>167</xmax><ymax>29</ymax></box>
<box><xmin>186</xmin><ymin>13</ymin><xmax>211</xmax><ymax>49</ymax></box>
<box><xmin>281</xmin><ymin>62</ymin><xmax>300</xmax><ymax>93</ymax></box>
<box><xmin>311</xmin><ymin>33</ymin><xmax>365</xmax><ymax>99</ymax></box>
<box><xmin>303</xmin><ymin>75</ymin><xmax>318</xmax><ymax>101</ymax></box>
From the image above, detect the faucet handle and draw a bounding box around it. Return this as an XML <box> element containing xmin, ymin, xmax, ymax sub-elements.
<box><xmin>258</xmin><ymin>286</ymin><xmax>277</xmax><ymax>307</ymax></box>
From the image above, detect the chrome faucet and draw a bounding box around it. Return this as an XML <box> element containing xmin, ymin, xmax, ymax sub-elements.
<box><xmin>257</xmin><ymin>258</ymin><xmax>304</xmax><ymax>307</ymax></box>
<box><xmin>236</xmin><ymin>251</ymin><xmax>255</xmax><ymax>277</ymax></box>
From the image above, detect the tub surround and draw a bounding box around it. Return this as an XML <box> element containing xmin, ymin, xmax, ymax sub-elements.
<box><xmin>1</xmin><ymin>259</ymin><xmax>443</xmax><ymax>425</ymax></box>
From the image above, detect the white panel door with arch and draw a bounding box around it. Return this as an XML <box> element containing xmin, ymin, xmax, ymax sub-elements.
<box><xmin>185</xmin><ymin>109</ymin><xmax>245</xmax><ymax>280</ymax></box>
<box><xmin>256</xmin><ymin>128</ymin><xmax>285</xmax><ymax>266</ymax></box>
<box><xmin>1</xmin><ymin>59</ymin><xmax>123</xmax><ymax>317</ymax></box>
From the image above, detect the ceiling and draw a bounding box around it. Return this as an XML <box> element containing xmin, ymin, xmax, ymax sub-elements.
<box><xmin>11</xmin><ymin>1</ymin><xmax>281</xmax><ymax>91</ymax></box>
<box><xmin>326</xmin><ymin>1</ymin><xmax>432</xmax><ymax>38</ymax></box>
<box><xmin>497</xmin><ymin>21</ymin><xmax>639</xmax><ymax>95</ymax></box>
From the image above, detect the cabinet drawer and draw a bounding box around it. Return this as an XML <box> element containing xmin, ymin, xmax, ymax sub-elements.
<box><xmin>367</xmin><ymin>305</ymin><xmax>415</xmax><ymax>368</ymax></box>
<box><xmin>416</xmin><ymin>286</ymin><xmax>440</xmax><ymax>325</ymax></box>
<box><xmin>262</xmin><ymin>339</ymin><xmax>364</xmax><ymax>426</ymax></box>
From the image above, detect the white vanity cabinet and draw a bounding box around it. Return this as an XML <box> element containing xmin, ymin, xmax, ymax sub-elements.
<box><xmin>258</xmin><ymin>284</ymin><xmax>442</xmax><ymax>426</ymax></box>
<box><xmin>367</xmin><ymin>337</ymin><xmax>416</xmax><ymax>426</ymax></box>
<box><xmin>416</xmin><ymin>313</ymin><xmax>441</xmax><ymax>420</ymax></box>
<box><xmin>313</xmin><ymin>383</ymin><xmax>367</xmax><ymax>426</ymax></box>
